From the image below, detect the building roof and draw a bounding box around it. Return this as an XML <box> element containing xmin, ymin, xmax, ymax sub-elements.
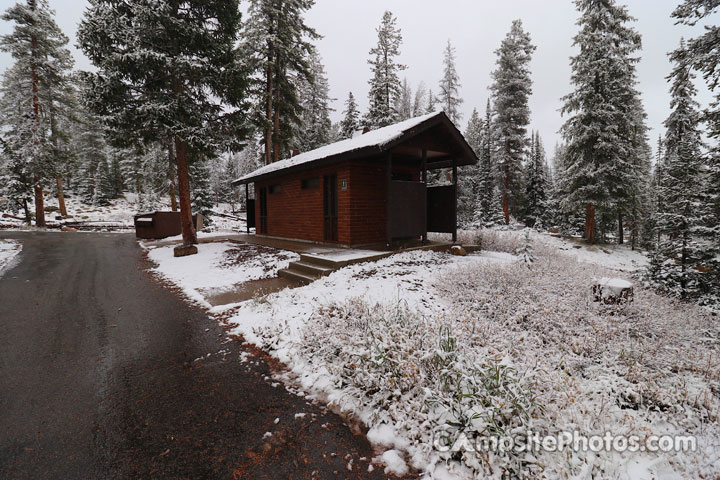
<box><xmin>232</xmin><ymin>111</ymin><xmax>477</xmax><ymax>186</ymax></box>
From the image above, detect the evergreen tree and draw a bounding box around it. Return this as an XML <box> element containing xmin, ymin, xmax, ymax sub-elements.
<box><xmin>243</xmin><ymin>0</ymin><xmax>319</xmax><ymax>164</ymax></box>
<box><xmin>425</xmin><ymin>88</ymin><xmax>437</xmax><ymax>114</ymax></box>
<box><xmin>1</xmin><ymin>0</ymin><xmax>74</xmax><ymax>226</ymax></box>
<box><xmin>190</xmin><ymin>157</ymin><xmax>214</xmax><ymax>223</ymax></box>
<box><xmin>295</xmin><ymin>50</ymin><xmax>333</xmax><ymax>152</ymax></box>
<box><xmin>560</xmin><ymin>0</ymin><xmax>642</xmax><ymax>244</ymax></box>
<box><xmin>412</xmin><ymin>81</ymin><xmax>427</xmax><ymax>117</ymax></box>
<box><xmin>93</xmin><ymin>158</ymin><xmax>114</xmax><ymax>206</ymax></box>
<box><xmin>472</xmin><ymin>101</ymin><xmax>503</xmax><ymax>227</ymax></box>
<box><xmin>673</xmin><ymin>0</ymin><xmax>720</xmax><ymax>137</ymax></box>
<box><xmin>0</xmin><ymin>136</ymin><xmax>33</xmax><ymax>221</ymax></box>
<box><xmin>438</xmin><ymin>40</ymin><xmax>463</xmax><ymax>125</ymax></box>
<box><xmin>648</xmin><ymin>40</ymin><xmax>713</xmax><ymax>300</ymax></box>
<box><xmin>79</xmin><ymin>0</ymin><xmax>249</xmax><ymax>246</ymax></box>
<box><xmin>365</xmin><ymin>11</ymin><xmax>406</xmax><ymax>129</ymax></box>
<box><xmin>397</xmin><ymin>78</ymin><xmax>413</xmax><ymax>121</ymax></box>
<box><xmin>524</xmin><ymin>131</ymin><xmax>550</xmax><ymax>228</ymax></box>
<box><xmin>339</xmin><ymin>92</ymin><xmax>360</xmax><ymax>139</ymax></box>
<box><xmin>458</xmin><ymin>108</ymin><xmax>483</xmax><ymax>226</ymax></box>
<box><xmin>490</xmin><ymin>19</ymin><xmax>536</xmax><ymax>225</ymax></box>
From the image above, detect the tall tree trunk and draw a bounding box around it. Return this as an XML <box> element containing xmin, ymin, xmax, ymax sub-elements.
<box><xmin>618</xmin><ymin>212</ymin><xmax>624</xmax><ymax>245</ymax></box>
<box><xmin>30</xmin><ymin>0</ymin><xmax>44</xmax><ymax>227</ymax></box>
<box><xmin>585</xmin><ymin>203</ymin><xmax>596</xmax><ymax>245</ymax></box>
<box><xmin>56</xmin><ymin>177</ymin><xmax>67</xmax><ymax>217</ymax></box>
<box><xmin>502</xmin><ymin>165</ymin><xmax>510</xmax><ymax>224</ymax></box>
<box><xmin>272</xmin><ymin>57</ymin><xmax>282</xmax><ymax>164</ymax></box>
<box><xmin>265</xmin><ymin>41</ymin><xmax>274</xmax><ymax>165</ymax></box>
<box><xmin>175</xmin><ymin>138</ymin><xmax>197</xmax><ymax>245</ymax></box>
<box><xmin>168</xmin><ymin>141</ymin><xmax>178</xmax><ymax>212</ymax></box>
<box><xmin>33</xmin><ymin>177</ymin><xmax>44</xmax><ymax>227</ymax></box>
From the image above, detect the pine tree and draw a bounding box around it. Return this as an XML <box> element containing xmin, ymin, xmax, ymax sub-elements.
<box><xmin>472</xmin><ymin>101</ymin><xmax>503</xmax><ymax>227</ymax></box>
<box><xmin>1</xmin><ymin>0</ymin><xmax>74</xmax><ymax>227</ymax></box>
<box><xmin>412</xmin><ymin>81</ymin><xmax>427</xmax><ymax>117</ymax></box>
<box><xmin>490</xmin><ymin>20</ymin><xmax>536</xmax><ymax>225</ymax></box>
<box><xmin>673</xmin><ymin>0</ymin><xmax>720</xmax><ymax>137</ymax></box>
<box><xmin>365</xmin><ymin>11</ymin><xmax>406</xmax><ymax>129</ymax></box>
<box><xmin>524</xmin><ymin>132</ymin><xmax>550</xmax><ymax>228</ymax></box>
<box><xmin>648</xmin><ymin>40</ymin><xmax>713</xmax><ymax>300</ymax></box>
<box><xmin>438</xmin><ymin>40</ymin><xmax>463</xmax><ymax>125</ymax></box>
<box><xmin>339</xmin><ymin>92</ymin><xmax>360</xmax><ymax>139</ymax></box>
<box><xmin>0</xmin><ymin>136</ymin><xmax>33</xmax><ymax>221</ymax></box>
<box><xmin>458</xmin><ymin>108</ymin><xmax>483</xmax><ymax>226</ymax></box>
<box><xmin>295</xmin><ymin>50</ymin><xmax>333</xmax><ymax>152</ymax></box>
<box><xmin>397</xmin><ymin>78</ymin><xmax>413</xmax><ymax>121</ymax></box>
<box><xmin>425</xmin><ymin>88</ymin><xmax>437</xmax><ymax>114</ymax></box>
<box><xmin>79</xmin><ymin>0</ymin><xmax>249</xmax><ymax>246</ymax></box>
<box><xmin>242</xmin><ymin>0</ymin><xmax>319</xmax><ymax>164</ymax></box>
<box><xmin>190</xmin><ymin>157</ymin><xmax>214</xmax><ymax>223</ymax></box>
<box><xmin>560</xmin><ymin>0</ymin><xmax>642</xmax><ymax>244</ymax></box>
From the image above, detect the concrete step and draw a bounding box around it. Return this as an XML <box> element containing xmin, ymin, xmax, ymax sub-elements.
<box><xmin>278</xmin><ymin>268</ymin><xmax>316</xmax><ymax>285</ymax></box>
<box><xmin>299</xmin><ymin>254</ymin><xmax>341</xmax><ymax>269</ymax></box>
<box><xmin>288</xmin><ymin>261</ymin><xmax>334</xmax><ymax>278</ymax></box>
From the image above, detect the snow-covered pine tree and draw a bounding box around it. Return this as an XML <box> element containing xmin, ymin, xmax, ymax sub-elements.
<box><xmin>412</xmin><ymin>82</ymin><xmax>427</xmax><ymax>118</ymax></box>
<box><xmin>79</xmin><ymin>0</ymin><xmax>249</xmax><ymax>246</ymax></box>
<box><xmin>458</xmin><ymin>108</ymin><xmax>483</xmax><ymax>226</ymax></box>
<box><xmin>472</xmin><ymin>100</ymin><xmax>503</xmax><ymax>227</ymax></box>
<box><xmin>438</xmin><ymin>40</ymin><xmax>463</xmax><ymax>126</ymax></box>
<box><xmin>648</xmin><ymin>40</ymin><xmax>713</xmax><ymax>300</ymax></box>
<box><xmin>524</xmin><ymin>131</ymin><xmax>550</xmax><ymax>229</ymax></box>
<box><xmin>425</xmin><ymin>88</ymin><xmax>437</xmax><ymax>114</ymax></box>
<box><xmin>560</xmin><ymin>0</ymin><xmax>642</xmax><ymax>245</ymax></box>
<box><xmin>93</xmin><ymin>158</ymin><xmax>114</xmax><ymax>206</ymax></box>
<box><xmin>190</xmin><ymin>156</ymin><xmax>214</xmax><ymax>224</ymax></box>
<box><xmin>673</xmin><ymin>0</ymin><xmax>720</xmax><ymax>138</ymax></box>
<box><xmin>0</xmin><ymin>136</ymin><xmax>33</xmax><ymax>221</ymax></box>
<box><xmin>243</xmin><ymin>0</ymin><xmax>319</xmax><ymax>164</ymax></box>
<box><xmin>397</xmin><ymin>78</ymin><xmax>413</xmax><ymax>121</ymax></box>
<box><xmin>339</xmin><ymin>92</ymin><xmax>361</xmax><ymax>139</ymax></box>
<box><xmin>1</xmin><ymin>0</ymin><xmax>74</xmax><ymax>226</ymax></box>
<box><xmin>490</xmin><ymin>20</ymin><xmax>536</xmax><ymax>225</ymax></box>
<box><xmin>365</xmin><ymin>11</ymin><xmax>406</xmax><ymax>129</ymax></box>
<box><xmin>295</xmin><ymin>50</ymin><xmax>333</xmax><ymax>152</ymax></box>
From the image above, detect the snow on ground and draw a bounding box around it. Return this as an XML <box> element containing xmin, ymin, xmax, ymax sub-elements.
<box><xmin>2</xmin><ymin>193</ymin><xmax>248</xmax><ymax>233</ymax></box>
<box><xmin>145</xmin><ymin>228</ymin><xmax>718</xmax><ymax>479</ymax></box>
<box><xmin>0</xmin><ymin>240</ymin><xmax>21</xmax><ymax>278</ymax></box>
<box><xmin>144</xmin><ymin>241</ymin><xmax>298</xmax><ymax>307</ymax></box>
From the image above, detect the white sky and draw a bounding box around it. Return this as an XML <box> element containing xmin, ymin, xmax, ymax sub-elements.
<box><xmin>0</xmin><ymin>0</ymin><xmax>716</xmax><ymax>155</ymax></box>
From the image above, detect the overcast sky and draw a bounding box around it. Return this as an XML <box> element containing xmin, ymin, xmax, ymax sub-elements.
<box><xmin>0</xmin><ymin>0</ymin><xmax>716</xmax><ymax>156</ymax></box>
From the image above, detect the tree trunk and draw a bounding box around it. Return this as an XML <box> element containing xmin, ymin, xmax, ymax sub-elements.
<box><xmin>30</xmin><ymin>0</ymin><xmax>44</xmax><ymax>227</ymax></box>
<box><xmin>618</xmin><ymin>212</ymin><xmax>624</xmax><ymax>245</ymax></box>
<box><xmin>175</xmin><ymin>138</ymin><xmax>197</xmax><ymax>245</ymax></box>
<box><xmin>585</xmin><ymin>203</ymin><xmax>596</xmax><ymax>245</ymax></box>
<box><xmin>22</xmin><ymin>199</ymin><xmax>30</xmax><ymax>224</ymax></box>
<box><xmin>272</xmin><ymin>58</ymin><xmax>282</xmax><ymax>164</ymax></box>
<box><xmin>265</xmin><ymin>41</ymin><xmax>274</xmax><ymax>165</ymax></box>
<box><xmin>56</xmin><ymin>177</ymin><xmax>67</xmax><ymax>216</ymax></box>
<box><xmin>168</xmin><ymin>141</ymin><xmax>178</xmax><ymax>212</ymax></box>
<box><xmin>33</xmin><ymin>176</ymin><xmax>45</xmax><ymax>227</ymax></box>
<box><xmin>502</xmin><ymin>165</ymin><xmax>510</xmax><ymax>224</ymax></box>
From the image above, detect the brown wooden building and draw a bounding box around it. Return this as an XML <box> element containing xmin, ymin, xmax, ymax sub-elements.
<box><xmin>232</xmin><ymin>111</ymin><xmax>478</xmax><ymax>247</ymax></box>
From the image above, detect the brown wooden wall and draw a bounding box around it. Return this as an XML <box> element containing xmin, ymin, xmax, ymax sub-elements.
<box><xmin>254</xmin><ymin>159</ymin><xmax>421</xmax><ymax>246</ymax></box>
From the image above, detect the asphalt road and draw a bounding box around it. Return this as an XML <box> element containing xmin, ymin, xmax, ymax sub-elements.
<box><xmin>0</xmin><ymin>232</ymin><xmax>397</xmax><ymax>479</ymax></box>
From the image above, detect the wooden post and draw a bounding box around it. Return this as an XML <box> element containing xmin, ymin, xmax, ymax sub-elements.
<box><xmin>421</xmin><ymin>146</ymin><xmax>427</xmax><ymax>244</ymax></box>
<box><xmin>452</xmin><ymin>157</ymin><xmax>458</xmax><ymax>244</ymax></box>
<box><xmin>386</xmin><ymin>152</ymin><xmax>392</xmax><ymax>248</ymax></box>
<box><xmin>245</xmin><ymin>183</ymin><xmax>250</xmax><ymax>234</ymax></box>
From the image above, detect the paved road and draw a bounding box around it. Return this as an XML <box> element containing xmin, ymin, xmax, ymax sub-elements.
<box><xmin>0</xmin><ymin>232</ymin><xmax>395</xmax><ymax>479</ymax></box>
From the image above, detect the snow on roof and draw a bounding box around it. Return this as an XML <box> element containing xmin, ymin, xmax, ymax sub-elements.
<box><xmin>234</xmin><ymin>111</ymin><xmax>445</xmax><ymax>184</ymax></box>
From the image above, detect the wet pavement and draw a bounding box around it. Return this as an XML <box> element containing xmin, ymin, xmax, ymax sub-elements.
<box><xmin>0</xmin><ymin>232</ymin><xmax>401</xmax><ymax>479</ymax></box>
